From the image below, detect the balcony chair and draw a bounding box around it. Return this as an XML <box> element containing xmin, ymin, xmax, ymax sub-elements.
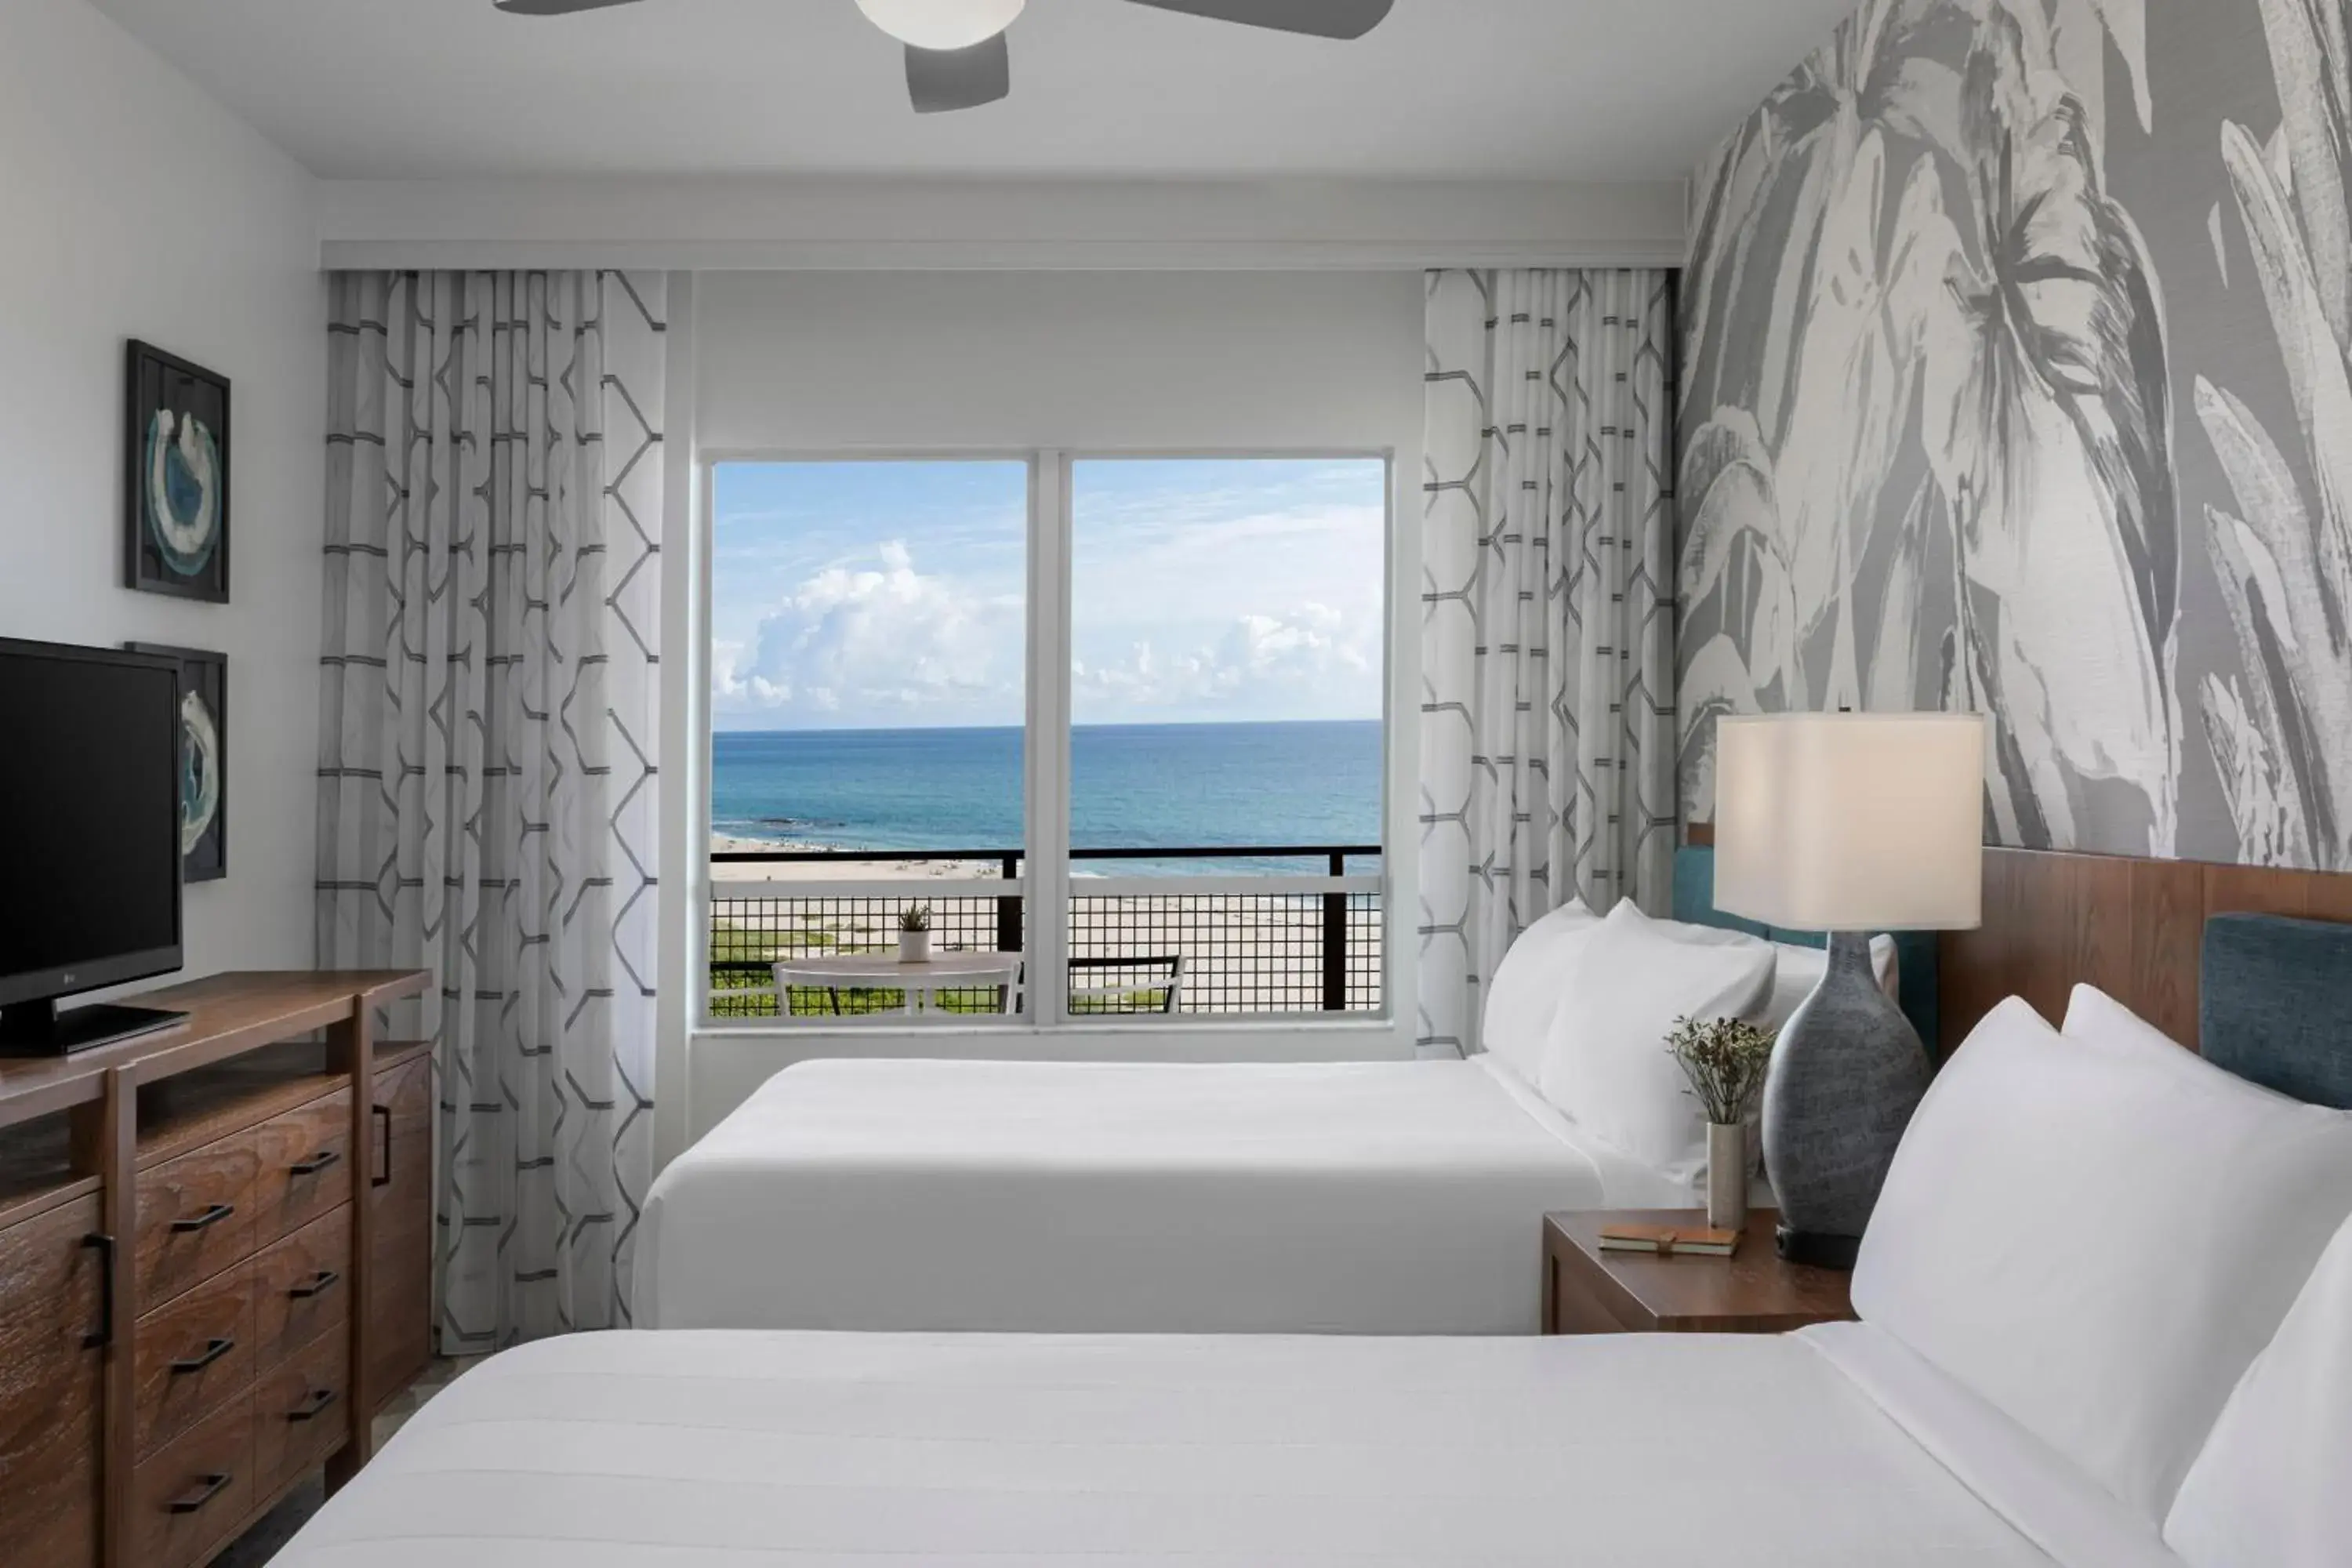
<box><xmin>1066</xmin><ymin>954</ymin><xmax>1186</xmax><ymax>1014</ymax></box>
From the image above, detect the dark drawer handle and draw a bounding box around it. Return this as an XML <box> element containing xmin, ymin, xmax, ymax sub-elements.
<box><xmin>286</xmin><ymin>1387</ymin><xmax>339</xmax><ymax>1424</ymax></box>
<box><xmin>372</xmin><ymin>1104</ymin><xmax>392</xmax><ymax>1188</ymax></box>
<box><xmin>169</xmin><ymin>1337</ymin><xmax>235</xmax><ymax>1375</ymax></box>
<box><xmin>289</xmin><ymin>1269</ymin><xmax>340</xmax><ymax>1301</ymax></box>
<box><xmin>82</xmin><ymin>1233</ymin><xmax>115</xmax><ymax>1350</ymax></box>
<box><xmin>170</xmin><ymin>1203</ymin><xmax>235</xmax><ymax>1234</ymax></box>
<box><xmin>166</xmin><ymin>1473</ymin><xmax>232</xmax><ymax>1515</ymax></box>
<box><xmin>290</xmin><ymin>1149</ymin><xmax>342</xmax><ymax>1178</ymax></box>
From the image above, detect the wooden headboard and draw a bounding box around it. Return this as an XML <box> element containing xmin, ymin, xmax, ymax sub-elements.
<box><xmin>1682</xmin><ymin>826</ymin><xmax>2352</xmax><ymax>1050</ymax></box>
<box><xmin>1941</xmin><ymin>847</ymin><xmax>2352</xmax><ymax>1047</ymax></box>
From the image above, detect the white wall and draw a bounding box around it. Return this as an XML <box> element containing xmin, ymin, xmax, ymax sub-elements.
<box><xmin>0</xmin><ymin>0</ymin><xmax>324</xmax><ymax>982</ymax></box>
<box><xmin>678</xmin><ymin>270</ymin><xmax>1425</xmax><ymax>1138</ymax></box>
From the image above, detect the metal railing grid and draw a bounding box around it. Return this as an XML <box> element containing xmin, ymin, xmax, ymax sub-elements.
<box><xmin>1065</xmin><ymin>888</ymin><xmax>1381</xmax><ymax>1014</ymax></box>
<box><xmin>707</xmin><ymin>845</ymin><xmax>1381</xmax><ymax>1020</ymax></box>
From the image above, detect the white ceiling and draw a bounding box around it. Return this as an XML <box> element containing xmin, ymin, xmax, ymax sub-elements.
<box><xmin>87</xmin><ymin>0</ymin><xmax>1857</xmax><ymax>182</ymax></box>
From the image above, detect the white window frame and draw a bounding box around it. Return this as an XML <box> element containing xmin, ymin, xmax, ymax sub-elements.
<box><xmin>694</xmin><ymin>445</ymin><xmax>1399</xmax><ymax>1040</ymax></box>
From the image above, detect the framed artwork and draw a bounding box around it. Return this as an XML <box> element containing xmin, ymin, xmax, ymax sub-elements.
<box><xmin>124</xmin><ymin>340</ymin><xmax>230</xmax><ymax>602</ymax></box>
<box><xmin>126</xmin><ymin>643</ymin><xmax>227</xmax><ymax>883</ymax></box>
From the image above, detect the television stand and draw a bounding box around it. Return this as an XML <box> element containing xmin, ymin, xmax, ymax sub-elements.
<box><xmin>0</xmin><ymin>996</ymin><xmax>187</xmax><ymax>1055</ymax></box>
<box><xmin>0</xmin><ymin>968</ymin><xmax>432</xmax><ymax>1567</ymax></box>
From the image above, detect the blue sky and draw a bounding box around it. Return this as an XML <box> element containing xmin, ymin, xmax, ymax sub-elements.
<box><xmin>710</xmin><ymin>458</ymin><xmax>1386</xmax><ymax>731</ymax></box>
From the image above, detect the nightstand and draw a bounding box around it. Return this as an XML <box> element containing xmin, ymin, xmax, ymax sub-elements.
<box><xmin>1542</xmin><ymin>1209</ymin><xmax>1856</xmax><ymax>1334</ymax></box>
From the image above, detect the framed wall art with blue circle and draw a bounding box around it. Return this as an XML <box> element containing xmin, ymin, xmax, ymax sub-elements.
<box><xmin>125</xmin><ymin>642</ymin><xmax>227</xmax><ymax>882</ymax></box>
<box><xmin>124</xmin><ymin>340</ymin><xmax>230</xmax><ymax>602</ymax></box>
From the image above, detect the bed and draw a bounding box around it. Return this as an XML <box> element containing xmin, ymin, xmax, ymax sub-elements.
<box><xmin>640</xmin><ymin>848</ymin><xmax>1929</xmax><ymax>1334</ymax></box>
<box><xmin>272</xmin><ymin>1326</ymin><xmax>2160</xmax><ymax>1568</ymax></box>
<box><xmin>641</xmin><ymin>1054</ymin><xmax>1639</xmax><ymax>1334</ymax></box>
<box><xmin>274</xmin><ymin>912</ymin><xmax>2352</xmax><ymax>1568</ymax></box>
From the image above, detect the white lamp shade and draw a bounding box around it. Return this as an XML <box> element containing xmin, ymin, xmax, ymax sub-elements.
<box><xmin>1714</xmin><ymin>713</ymin><xmax>1987</xmax><ymax>932</ymax></box>
<box><xmin>855</xmin><ymin>0</ymin><xmax>1025</xmax><ymax>49</ymax></box>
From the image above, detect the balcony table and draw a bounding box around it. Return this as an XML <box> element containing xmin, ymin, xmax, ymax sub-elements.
<box><xmin>771</xmin><ymin>952</ymin><xmax>1023</xmax><ymax>1016</ymax></box>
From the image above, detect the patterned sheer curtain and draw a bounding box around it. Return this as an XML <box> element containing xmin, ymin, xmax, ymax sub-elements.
<box><xmin>316</xmin><ymin>270</ymin><xmax>665</xmax><ymax>1348</ymax></box>
<box><xmin>1418</xmin><ymin>268</ymin><xmax>1677</xmax><ymax>1059</ymax></box>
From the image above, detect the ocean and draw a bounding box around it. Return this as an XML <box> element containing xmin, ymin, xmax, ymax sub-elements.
<box><xmin>712</xmin><ymin>720</ymin><xmax>1382</xmax><ymax>875</ymax></box>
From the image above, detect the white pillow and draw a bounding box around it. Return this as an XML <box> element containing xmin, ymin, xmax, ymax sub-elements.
<box><xmin>1535</xmin><ymin>900</ymin><xmax>1776</xmax><ymax>1182</ymax></box>
<box><xmin>2062</xmin><ymin>984</ymin><xmax>2252</xmax><ymax>1080</ymax></box>
<box><xmin>1854</xmin><ymin>996</ymin><xmax>2352</xmax><ymax>1523</ymax></box>
<box><xmin>1765</xmin><ymin>935</ymin><xmax>1900</xmax><ymax>1034</ymax></box>
<box><xmin>2166</xmin><ymin>1211</ymin><xmax>2352</xmax><ymax>1568</ymax></box>
<box><xmin>2062</xmin><ymin>982</ymin><xmax>2162</xmax><ymax>1050</ymax></box>
<box><xmin>1482</xmin><ymin>901</ymin><xmax>1762</xmax><ymax>1083</ymax></box>
<box><xmin>1479</xmin><ymin>898</ymin><xmax>1601</xmax><ymax>1082</ymax></box>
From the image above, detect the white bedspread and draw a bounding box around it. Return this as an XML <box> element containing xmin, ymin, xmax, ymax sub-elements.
<box><xmin>637</xmin><ymin>1058</ymin><xmax>1611</xmax><ymax>1334</ymax></box>
<box><xmin>276</xmin><ymin>1328</ymin><xmax>2121</xmax><ymax>1567</ymax></box>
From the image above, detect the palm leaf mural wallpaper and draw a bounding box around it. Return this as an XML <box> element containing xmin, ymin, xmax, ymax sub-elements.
<box><xmin>1680</xmin><ymin>0</ymin><xmax>2352</xmax><ymax>872</ymax></box>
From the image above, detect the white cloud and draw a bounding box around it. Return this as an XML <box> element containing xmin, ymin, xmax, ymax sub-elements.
<box><xmin>1072</xmin><ymin>501</ymin><xmax>1385</xmax><ymax>630</ymax></box>
<box><xmin>711</xmin><ymin>541</ymin><xmax>1022</xmax><ymax>728</ymax></box>
<box><xmin>1072</xmin><ymin>601</ymin><xmax>1379</xmax><ymax>721</ymax></box>
<box><xmin>713</xmin><ymin>640</ymin><xmax>793</xmax><ymax>710</ymax></box>
<box><xmin>710</xmin><ymin>469</ymin><xmax>1389</xmax><ymax>730</ymax></box>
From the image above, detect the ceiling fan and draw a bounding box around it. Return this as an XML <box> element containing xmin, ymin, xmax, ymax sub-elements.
<box><xmin>491</xmin><ymin>0</ymin><xmax>1395</xmax><ymax>114</ymax></box>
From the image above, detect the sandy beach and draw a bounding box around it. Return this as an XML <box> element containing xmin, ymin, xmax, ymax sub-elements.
<box><xmin>709</xmin><ymin>835</ymin><xmax>1002</xmax><ymax>884</ymax></box>
<box><xmin>709</xmin><ymin>835</ymin><xmax>1382</xmax><ymax>1014</ymax></box>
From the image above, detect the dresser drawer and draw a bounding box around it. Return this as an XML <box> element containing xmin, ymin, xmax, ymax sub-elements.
<box><xmin>0</xmin><ymin>1194</ymin><xmax>106</xmax><ymax>1568</ymax></box>
<box><xmin>134</xmin><ymin>1387</ymin><xmax>255</xmax><ymax>1568</ymax></box>
<box><xmin>0</xmin><ymin>1433</ymin><xmax>99</xmax><ymax>1568</ymax></box>
<box><xmin>0</xmin><ymin>1192</ymin><xmax>107</xmax><ymax>1468</ymax></box>
<box><xmin>253</xmin><ymin>1320</ymin><xmax>351</xmax><ymax>1501</ymax></box>
<box><xmin>134</xmin><ymin>1258</ymin><xmax>257</xmax><ymax>1460</ymax></box>
<box><xmin>252</xmin><ymin>1088</ymin><xmax>354</xmax><ymax>1247</ymax></box>
<box><xmin>136</xmin><ymin>1138</ymin><xmax>260</xmax><ymax>1312</ymax></box>
<box><xmin>253</xmin><ymin>1205</ymin><xmax>351</xmax><ymax>1368</ymax></box>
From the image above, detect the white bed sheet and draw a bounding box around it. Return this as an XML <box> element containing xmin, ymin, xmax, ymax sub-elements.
<box><xmin>1802</xmin><ymin>1323</ymin><xmax>2186</xmax><ymax>1568</ymax></box>
<box><xmin>277</xmin><ymin>1327</ymin><xmax>2125</xmax><ymax>1567</ymax></box>
<box><xmin>638</xmin><ymin>1058</ymin><xmax>1618</xmax><ymax>1334</ymax></box>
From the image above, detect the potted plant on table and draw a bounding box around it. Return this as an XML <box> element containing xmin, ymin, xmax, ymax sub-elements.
<box><xmin>1666</xmin><ymin>1015</ymin><xmax>1778</xmax><ymax>1232</ymax></box>
<box><xmin>897</xmin><ymin>903</ymin><xmax>932</xmax><ymax>964</ymax></box>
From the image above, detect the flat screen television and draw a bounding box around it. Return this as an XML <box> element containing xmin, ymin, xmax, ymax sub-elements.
<box><xmin>0</xmin><ymin>637</ymin><xmax>188</xmax><ymax>1054</ymax></box>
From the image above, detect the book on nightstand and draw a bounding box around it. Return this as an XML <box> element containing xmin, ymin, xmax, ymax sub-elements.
<box><xmin>1597</xmin><ymin>1222</ymin><xmax>1743</xmax><ymax>1258</ymax></box>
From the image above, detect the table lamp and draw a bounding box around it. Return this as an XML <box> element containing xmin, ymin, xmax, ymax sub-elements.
<box><xmin>1713</xmin><ymin>713</ymin><xmax>1987</xmax><ymax>1269</ymax></box>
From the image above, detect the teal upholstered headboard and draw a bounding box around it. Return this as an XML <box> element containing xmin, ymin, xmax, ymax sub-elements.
<box><xmin>2201</xmin><ymin>913</ymin><xmax>2352</xmax><ymax>1109</ymax></box>
<box><xmin>1671</xmin><ymin>844</ymin><xmax>1942</xmax><ymax>1056</ymax></box>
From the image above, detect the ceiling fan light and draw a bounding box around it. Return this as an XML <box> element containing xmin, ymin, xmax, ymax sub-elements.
<box><xmin>854</xmin><ymin>0</ymin><xmax>1025</xmax><ymax>51</ymax></box>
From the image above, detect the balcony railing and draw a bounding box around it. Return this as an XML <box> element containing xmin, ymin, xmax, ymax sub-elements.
<box><xmin>707</xmin><ymin>845</ymin><xmax>1382</xmax><ymax>1020</ymax></box>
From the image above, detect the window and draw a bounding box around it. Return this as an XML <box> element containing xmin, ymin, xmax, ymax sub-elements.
<box><xmin>702</xmin><ymin>453</ymin><xmax>1390</xmax><ymax>1026</ymax></box>
<box><xmin>1066</xmin><ymin>459</ymin><xmax>1385</xmax><ymax>1014</ymax></box>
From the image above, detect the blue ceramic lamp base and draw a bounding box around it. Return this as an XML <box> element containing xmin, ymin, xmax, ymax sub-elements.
<box><xmin>1762</xmin><ymin>930</ymin><xmax>1933</xmax><ymax>1270</ymax></box>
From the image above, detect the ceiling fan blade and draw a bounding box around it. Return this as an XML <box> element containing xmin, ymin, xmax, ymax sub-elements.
<box><xmin>905</xmin><ymin>34</ymin><xmax>1011</xmax><ymax>114</ymax></box>
<box><xmin>494</xmin><ymin>0</ymin><xmax>644</xmax><ymax>13</ymax></box>
<box><xmin>1120</xmin><ymin>0</ymin><xmax>1392</xmax><ymax>39</ymax></box>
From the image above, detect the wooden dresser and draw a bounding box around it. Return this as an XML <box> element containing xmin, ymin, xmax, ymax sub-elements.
<box><xmin>0</xmin><ymin>971</ymin><xmax>430</xmax><ymax>1568</ymax></box>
